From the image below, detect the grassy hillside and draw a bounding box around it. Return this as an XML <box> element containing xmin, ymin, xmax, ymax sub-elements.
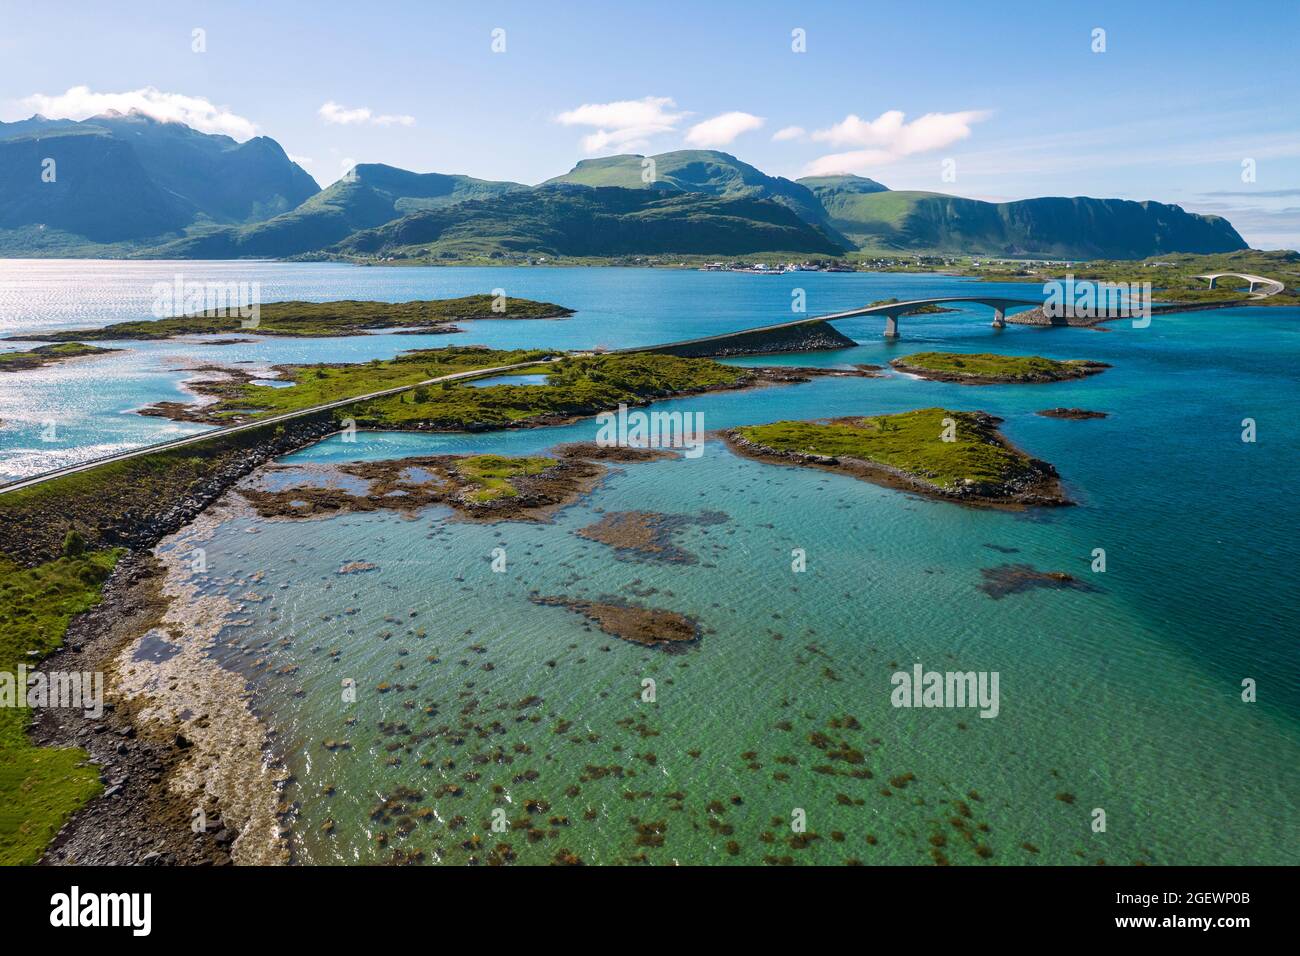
<box><xmin>797</xmin><ymin>174</ymin><xmax>890</xmax><ymax>196</ymax></box>
<box><xmin>145</xmin><ymin>163</ymin><xmax>526</xmax><ymax>259</ymax></box>
<box><xmin>803</xmin><ymin>184</ymin><xmax>1248</xmax><ymax>258</ymax></box>
<box><xmin>334</xmin><ymin>185</ymin><xmax>846</xmax><ymax>259</ymax></box>
<box><xmin>545</xmin><ymin>149</ymin><xmax>835</xmax><ymax>232</ymax></box>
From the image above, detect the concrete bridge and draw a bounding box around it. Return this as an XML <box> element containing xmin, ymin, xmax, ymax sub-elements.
<box><xmin>629</xmin><ymin>296</ymin><xmax>1042</xmax><ymax>358</ymax></box>
<box><xmin>1194</xmin><ymin>273</ymin><xmax>1286</xmax><ymax>299</ymax></box>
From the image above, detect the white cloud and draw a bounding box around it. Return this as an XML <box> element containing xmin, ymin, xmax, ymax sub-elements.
<box><xmin>288</xmin><ymin>154</ymin><xmax>313</xmax><ymax>168</ymax></box>
<box><xmin>20</xmin><ymin>85</ymin><xmax>257</xmax><ymax>140</ymax></box>
<box><xmin>684</xmin><ymin>111</ymin><xmax>764</xmax><ymax>148</ymax></box>
<box><xmin>318</xmin><ymin>101</ymin><xmax>415</xmax><ymax>127</ymax></box>
<box><xmin>336</xmin><ymin>157</ymin><xmax>359</xmax><ymax>182</ymax></box>
<box><xmin>804</xmin><ymin>109</ymin><xmax>991</xmax><ymax>176</ymax></box>
<box><xmin>555</xmin><ymin>96</ymin><xmax>687</xmax><ymax>154</ymax></box>
<box><xmin>772</xmin><ymin>125</ymin><xmax>806</xmax><ymax>142</ymax></box>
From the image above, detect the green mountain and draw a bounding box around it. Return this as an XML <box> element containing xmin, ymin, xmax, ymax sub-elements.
<box><xmin>0</xmin><ymin>115</ymin><xmax>1257</xmax><ymax>260</ymax></box>
<box><xmin>0</xmin><ymin>111</ymin><xmax>319</xmax><ymax>254</ymax></box>
<box><xmin>799</xmin><ymin>178</ymin><xmax>1247</xmax><ymax>258</ymax></box>
<box><xmin>146</xmin><ymin>163</ymin><xmax>527</xmax><ymax>259</ymax></box>
<box><xmin>546</xmin><ymin>150</ymin><xmax>838</xmax><ymax>237</ymax></box>
<box><xmin>0</xmin><ymin>126</ymin><xmax>193</xmax><ymax>247</ymax></box>
<box><xmin>796</xmin><ymin>174</ymin><xmax>890</xmax><ymax>197</ymax></box>
<box><xmin>332</xmin><ymin>184</ymin><xmax>845</xmax><ymax>259</ymax></box>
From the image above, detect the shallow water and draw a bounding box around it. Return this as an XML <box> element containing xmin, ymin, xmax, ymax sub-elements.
<box><xmin>7</xmin><ymin>260</ymin><xmax>1299</xmax><ymax>864</ymax></box>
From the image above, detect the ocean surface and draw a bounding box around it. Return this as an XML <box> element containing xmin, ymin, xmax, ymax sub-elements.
<box><xmin>4</xmin><ymin>260</ymin><xmax>1298</xmax><ymax>865</ymax></box>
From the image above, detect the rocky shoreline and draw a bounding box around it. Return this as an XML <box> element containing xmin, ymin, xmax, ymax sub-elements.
<box><xmin>15</xmin><ymin>418</ymin><xmax>347</xmax><ymax>865</ymax></box>
<box><xmin>33</xmin><ymin>550</ymin><xmax>240</xmax><ymax>865</ymax></box>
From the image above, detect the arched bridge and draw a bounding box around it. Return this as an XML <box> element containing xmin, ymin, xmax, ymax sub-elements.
<box><xmin>1194</xmin><ymin>273</ymin><xmax>1286</xmax><ymax>299</ymax></box>
<box><xmin>631</xmin><ymin>296</ymin><xmax>1042</xmax><ymax>357</ymax></box>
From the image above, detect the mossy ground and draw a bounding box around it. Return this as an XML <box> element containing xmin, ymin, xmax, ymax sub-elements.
<box><xmin>734</xmin><ymin>408</ymin><xmax>1032</xmax><ymax>489</ymax></box>
<box><xmin>0</xmin><ymin>549</ymin><xmax>121</xmax><ymax>865</ymax></box>
<box><xmin>455</xmin><ymin>455</ymin><xmax>555</xmax><ymax>501</ymax></box>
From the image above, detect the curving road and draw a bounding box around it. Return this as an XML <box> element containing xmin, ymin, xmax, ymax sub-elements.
<box><xmin>0</xmin><ymin>357</ymin><xmax>558</xmax><ymax>496</ymax></box>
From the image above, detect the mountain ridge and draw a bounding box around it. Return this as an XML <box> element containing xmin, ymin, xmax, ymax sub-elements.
<box><xmin>0</xmin><ymin>117</ymin><xmax>1254</xmax><ymax>259</ymax></box>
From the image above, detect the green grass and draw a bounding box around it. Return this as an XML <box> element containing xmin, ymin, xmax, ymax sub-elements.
<box><xmin>0</xmin><ymin>342</ymin><xmax>117</xmax><ymax>370</ymax></box>
<box><xmin>0</xmin><ymin>549</ymin><xmax>122</xmax><ymax>865</ymax></box>
<box><xmin>202</xmin><ymin>346</ymin><xmax>555</xmax><ymax>421</ymax></box>
<box><xmin>9</xmin><ymin>295</ymin><xmax>573</xmax><ymax>342</ymax></box>
<box><xmin>456</xmin><ymin>455</ymin><xmax>555</xmax><ymax>501</ymax></box>
<box><xmin>348</xmin><ymin>352</ymin><xmax>750</xmax><ymax>430</ymax></box>
<box><xmin>735</xmin><ymin>409</ymin><xmax>1033</xmax><ymax>489</ymax></box>
<box><xmin>896</xmin><ymin>351</ymin><xmax>1100</xmax><ymax>382</ymax></box>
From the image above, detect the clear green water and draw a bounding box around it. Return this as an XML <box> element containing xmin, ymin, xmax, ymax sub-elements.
<box><xmin>147</xmin><ymin>282</ymin><xmax>1300</xmax><ymax>865</ymax></box>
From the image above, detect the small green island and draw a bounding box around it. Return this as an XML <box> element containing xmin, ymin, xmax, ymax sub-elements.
<box><xmin>889</xmin><ymin>351</ymin><xmax>1109</xmax><ymax>385</ymax></box>
<box><xmin>6</xmin><ymin>295</ymin><xmax>574</xmax><ymax>342</ymax></box>
<box><xmin>727</xmin><ymin>408</ymin><xmax>1069</xmax><ymax>507</ymax></box>
<box><xmin>0</xmin><ymin>342</ymin><xmax>119</xmax><ymax>372</ymax></box>
<box><xmin>144</xmin><ymin>349</ymin><xmax>763</xmax><ymax>427</ymax></box>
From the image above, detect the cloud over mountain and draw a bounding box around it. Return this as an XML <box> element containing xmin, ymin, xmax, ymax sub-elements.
<box><xmin>685</xmin><ymin>112</ymin><xmax>764</xmax><ymax>148</ymax></box>
<box><xmin>804</xmin><ymin>109</ymin><xmax>991</xmax><ymax>175</ymax></box>
<box><xmin>555</xmin><ymin>96</ymin><xmax>687</xmax><ymax>154</ymax></box>
<box><xmin>20</xmin><ymin>85</ymin><xmax>258</xmax><ymax>140</ymax></box>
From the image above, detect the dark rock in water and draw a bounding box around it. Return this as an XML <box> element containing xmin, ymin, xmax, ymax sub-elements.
<box><xmin>977</xmin><ymin>564</ymin><xmax>1102</xmax><ymax>599</ymax></box>
<box><xmin>550</xmin><ymin>442</ymin><xmax>679</xmax><ymax>463</ymax></box>
<box><xmin>530</xmin><ymin>594</ymin><xmax>699</xmax><ymax>648</ymax></box>
<box><xmin>1036</xmin><ymin>407</ymin><xmax>1108</xmax><ymax>420</ymax></box>
<box><xmin>575</xmin><ymin>510</ymin><xmax>729</xmax><ymax>564</ymax></box>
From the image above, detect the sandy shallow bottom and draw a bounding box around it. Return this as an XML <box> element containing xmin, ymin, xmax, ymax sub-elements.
<box><xmin>113</xmin><ymin>507</ymin><xmax>288</xmax><ymax>865</ymax></box>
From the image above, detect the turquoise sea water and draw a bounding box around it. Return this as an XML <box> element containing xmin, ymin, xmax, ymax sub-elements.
<box><xmin>5</xmin><ymin>261</ymin><xmax>1298</xmax><ymax>864</ymax></box>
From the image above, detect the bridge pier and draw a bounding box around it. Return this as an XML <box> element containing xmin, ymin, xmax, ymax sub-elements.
<box><xmin>1207</xmin><ymin>277</ymin><xmax>1217</xmax><ymax>289</ymax></box>
<box><xmin>883</xmin><ymin>314</ymin><xmax>900</xmax><ymax>337</ymax></box>
<box><xmin>991</xmin><ymin>307</ymin><xmax>1005</xmax><ymax>329</ymax></box>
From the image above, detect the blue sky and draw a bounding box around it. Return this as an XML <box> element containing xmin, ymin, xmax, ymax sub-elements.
<box><xmin>3</xmin><ymin>0</ymin><xmax>1298</xmax><ymax>247</ymax></box>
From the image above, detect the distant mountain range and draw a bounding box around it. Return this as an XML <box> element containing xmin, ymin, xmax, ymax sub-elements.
<box><xmin>0</xmin><ymin>111</ymin><xmax>1250</xmax><ymax>260</ymax></box>
<box><xmin>0</xmin><ymin>111</ymin><xmax>318</xmax><ymax>254</ymax></box>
